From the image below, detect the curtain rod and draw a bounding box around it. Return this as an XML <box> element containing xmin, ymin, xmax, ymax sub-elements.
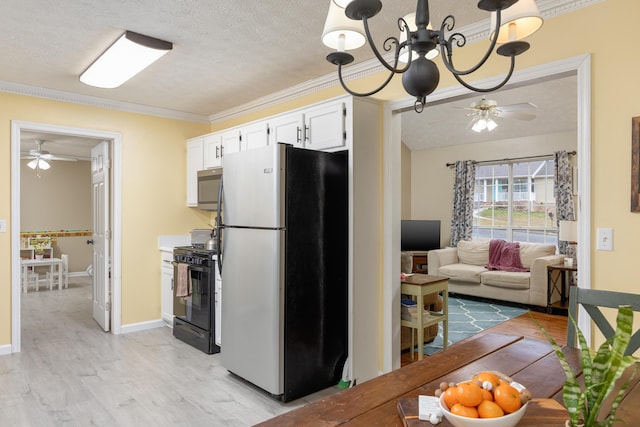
<box><xmin>446</xmin><ymin>151</ymin><xmax>576</xmax><ymax>168</ymax></box>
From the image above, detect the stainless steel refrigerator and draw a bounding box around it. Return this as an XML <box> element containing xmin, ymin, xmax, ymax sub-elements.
<box><xmin>219</xmin><ymin>143</ymin><xmax>348</xmax><ymax>402</ymax></box>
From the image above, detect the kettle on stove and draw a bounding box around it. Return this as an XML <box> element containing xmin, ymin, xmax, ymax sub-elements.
<box><xmin>206</xmin><ymin>228</ymin><xmax>216</xmax><ymax>251</ymax></box>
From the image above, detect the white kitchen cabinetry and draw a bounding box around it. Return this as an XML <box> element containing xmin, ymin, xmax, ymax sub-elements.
<box><xmin>303</xmin><ymin>100</ymin><xmax>346</xmax><ymax>151</ymax></box>
<box><xmin>203</xmin><ymin>133</ymin><xmax>223</xmax><ymax>169</ymax></box>
<box><xmin>221</xmin><ymin>129</ymin><xmax>241</xmax><ymax>156</ymax></box>
<box><xmin>240</xmin><ymin>122</ymin><xmax>269</xmax><ymax>151</ymax></box>
<box><xmin>161</xmin><ymin>250</ymin><xmax>174</xmax><ymax>327</ymax></box>
<box><xmin>186</xmin><ymin>137</ymin><xmax>204</xmax><ymax>206</ymax></box>
<box><xmin>268</xmin><ymin>111</ymin><xmax>304</xmax><ymax>147</ymax></box>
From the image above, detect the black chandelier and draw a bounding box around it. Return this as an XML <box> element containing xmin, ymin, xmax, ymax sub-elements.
<box><xmin>322</xmin><ymin>0</ymin><xmax>543</xmax><ymax>112</ymax></box>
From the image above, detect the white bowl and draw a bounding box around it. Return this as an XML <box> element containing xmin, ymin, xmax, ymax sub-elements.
<box><xmin>438</xmin><ymin>393</ymin><xmax>528</xmax><ymax>427</ymax></box>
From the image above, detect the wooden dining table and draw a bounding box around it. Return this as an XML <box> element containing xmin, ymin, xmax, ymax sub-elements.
<box><xmin>257</xmin><ymin>333</ymin><xmax>640</xmax><ymax>426</ymax></box>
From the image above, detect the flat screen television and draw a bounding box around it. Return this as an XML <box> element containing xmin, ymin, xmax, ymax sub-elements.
<box><xmin>401</xmin><ymin>220</ymin><xmax>441</xmax><ymax>251</ymax></box>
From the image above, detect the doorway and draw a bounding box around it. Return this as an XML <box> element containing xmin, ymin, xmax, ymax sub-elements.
<box><xmin>10</xmin><ymin>121</ymin><xmax>123</xmax><ymax>353</ymax></box>
<box><xmin>381</xmin><ymin>54</ymin><xmax>593</xmax><ymax>371</ymax></box>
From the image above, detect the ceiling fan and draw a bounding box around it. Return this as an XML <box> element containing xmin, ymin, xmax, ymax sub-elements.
<box><xmin>460</xmin><ymin>97</ymin><xmax>537</xmax><ymax>132</ymax></box>
<box><xmin>21</xmin><ymin>140</ymin><xmax>77</xmax><ymax>173</ymax></box>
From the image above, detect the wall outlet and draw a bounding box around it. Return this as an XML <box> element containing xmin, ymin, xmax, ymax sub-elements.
<box><xmin>597</xmin><ymin>227</ymin><xmax>613</xmax><ymax>251</ymax></box>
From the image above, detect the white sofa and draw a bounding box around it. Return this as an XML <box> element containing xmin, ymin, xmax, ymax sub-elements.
<box><xmin>428</xmin><ymin>240</ymin><xmax>565</xmax><ymax>307</ymax></box>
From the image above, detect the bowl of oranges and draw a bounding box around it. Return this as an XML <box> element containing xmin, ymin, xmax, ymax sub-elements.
<box><xmin>435</xmin><ymin>371</ymin><xmax>531</xmax><ymax>427</ymax></box>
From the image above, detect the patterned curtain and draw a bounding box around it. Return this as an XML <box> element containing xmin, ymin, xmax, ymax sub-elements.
<box><xmin>450</xmin><ymin>160</ymin><xmax>476</xmax><ymax>246</ymax></box>
<box><xmin>554</xmin><ymin>150</ymin><xmax>575</xmax><ymax>256</ymax></box>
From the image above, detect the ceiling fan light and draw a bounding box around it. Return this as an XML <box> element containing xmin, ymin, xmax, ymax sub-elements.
<box><xmin>38</xmin><ymin>159</ymin><xmax>51</xmax><ymax>170</ymax></box>
<box><xmin>322</xmin><ymin>1</ymin><xmax>366</xmax><ymax>51</ymax></box>
<box><xmin>27</xmin><ymin>159</ymin><xmax>38</xmax><ymax>169</ymax></box>
<box><xmin>490</xmin><ymin>0</ymin><xmax>543</xmax><ymax>43</ymax></box>
<box><xmin>80</xmin><ymin>31</ymin><xmax>172</xmax><ymax>89</ymax></box>
<box><xmin>398</xmin><ymin>13</ymin><xmax>439</xmax><ymax>63</ymax></box>
<box><xmin>486</xmin><ymin>118</ymin><xmax>498</xmax><ymax>131</ymax></box>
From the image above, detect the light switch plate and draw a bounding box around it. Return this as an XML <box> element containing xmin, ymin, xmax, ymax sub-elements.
<box><xmin>597</xmin><ymin>227</ymin><xmax>613</xmax><ymax>251</ymax></box>
<box><xmin>0</xmin><ymin>219</ymin><xmax>6</xmax><ymax>233</ymax></box>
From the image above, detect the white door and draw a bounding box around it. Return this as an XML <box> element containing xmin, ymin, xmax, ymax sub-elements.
<box><xmin>91</xmin><ymin>141</ymin><xmax>110</xmax><ymax>332</ymax></box>
<box><xmin>304</xmin><ymin>101</ymin><xmax>346</xmax><ymax>150</ymax></box>
<box><xmin>268</xmin><ymin>112</ymin><xmax>304</xmax><ymax>148</ymax></box>
<box><xmin>240</xmin><ymin>122</ymin><xmax>269</xmax><ymax>151</ymax></box>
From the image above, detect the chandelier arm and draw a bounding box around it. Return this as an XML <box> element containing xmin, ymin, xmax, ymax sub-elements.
<box><xmin>335</xmin><ymin>63</ymin><xmax>397</xmax><ymax>98</ymax></box>
<box><xmin>438</xmin><ymin>10</ymin><xmax>503</xmax><ymax>77</ymax></box>
<box><xmin>361</xmin><ymin>15</ymin><xmax>411</xmax><ymax>74</ymax></box>
<box><xmin>450</xmin><ymin>55</ymin><xmax>516</xmax><ymax>93</ymax></box>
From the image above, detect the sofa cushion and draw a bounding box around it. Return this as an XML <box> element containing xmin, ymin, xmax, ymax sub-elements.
<box><xmin>481</xmin><ymin>270</ymin><xmax>531</xmax><ymax>290</ymax></box>
<box><xmin>438</xmin><ymin>263</ymin><xmax>486</xmax><ymax>284</ymax></box>
<box><xmin>518</xmin><ymin>243</ymin><xmax>556</xmax><ymax>268</ymax></box>
<box><xmin>456</xmin><ymin>240</ymin><xmax>490</xmax><ymax>266</ymax></box>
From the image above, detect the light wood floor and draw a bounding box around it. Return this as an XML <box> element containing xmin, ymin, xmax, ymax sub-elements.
<box><xmin>3</xmin><ymin>278</ymin><xmax>568</xmax><ymax>425</ymax></box>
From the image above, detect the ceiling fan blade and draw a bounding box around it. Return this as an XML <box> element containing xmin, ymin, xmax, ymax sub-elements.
<box><xmin>497</xmin><ymin>110</ymin><xmax>537</xmax><ymax>121</ymax></box>
<box><xmin>499</xmin><ymin>102</ymin><xmax>537</xmax><ymax>112</ymax></box>
<box><xmin>49</xmin><ymin>156</ymin><xmax>78</xmax><ymax>162</ymax></box>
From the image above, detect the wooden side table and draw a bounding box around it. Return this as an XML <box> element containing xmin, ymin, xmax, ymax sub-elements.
<box><xmin>400</xmin><ymin>274</ymin><xmax>448</xmax><ymax>361</ymax></box>
<box><xmin>546</xmin><ymin>263</ymin><xmax>578</xmax><ymax>312</ymax></box>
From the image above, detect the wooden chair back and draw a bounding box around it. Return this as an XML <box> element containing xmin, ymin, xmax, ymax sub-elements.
<box><xmin>568</xmin><ymin>287</ymin><xmax>640</xmax><ymax>355</ymax></box>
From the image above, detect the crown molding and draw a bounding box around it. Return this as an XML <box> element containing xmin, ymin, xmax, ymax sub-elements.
<box><xmin>209</xmin><ymin>0</ymin><xmax>604</xmax><ymax>124</ymax></box>
<box><xmin>0</xmin><ymin>80</ymin><xmax>210</xmax><ymax>124</ymax></box>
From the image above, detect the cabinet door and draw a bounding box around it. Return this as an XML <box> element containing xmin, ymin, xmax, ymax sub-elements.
<box><xmin>161</xmin><ymin>251</ymin><xmax>174</xmax><ymax>326</ymax></box>
<box><xmin>221</xmin><ymin>129</ymin><xmax>241</xmax><ymax>157</ymax></box>
<box><xmin>304</xmin><ymin>101</ymin><xmax>346</xmax><ymax>150</ymax></box>
<box><xmin>268</xmin><ymin>112</ymin><xmax>304</xmax><ymax>148</ymax></box>
<box><xmin>241</xmin><ymin>122</ymin><xmax>269</xmax><ymax>151</ymax></box>
<box><xmin>203</xmin><ymin>133</ymin><xmax>223</xmax><ymax>169</ymax></box>
<box><xmin>186</xmin><ymin>138</ymin><xmax>204</xmax><ymax>206</ymax></box>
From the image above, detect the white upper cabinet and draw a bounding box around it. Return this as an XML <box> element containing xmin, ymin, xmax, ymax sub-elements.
<box><xmin>240</xmin><ymin>122</ymin><xmax>269</xmax><ymax>151</ymax></box>
<box><xmin>268</xmin><ymin>111</ymin><xmax>305</xmax><ymax>148</ymax></box>
<box><xmin>203</xmin><ymin>133</ymin><xmax>223</xmax><ymax>169</ymax></box>
<box><xmin>186</xmin><ymin>137</ymin><xmax>204</xmax><ymax>206</ymax></box>
<box><xmin>304</xmin><ymin>100</ymin><xmax>346</xmax><ymax>151</ymax></box>
<box><xmin>221</xmin><ymin>129</ymin><xmax>241</xmax><ymax>156</ymax></box>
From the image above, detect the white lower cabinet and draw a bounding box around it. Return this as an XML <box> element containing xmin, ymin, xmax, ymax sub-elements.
<box><xmin>161</xmin><ymin>250</ymin><xmax>174</xmax><ymax>326</ymax></box>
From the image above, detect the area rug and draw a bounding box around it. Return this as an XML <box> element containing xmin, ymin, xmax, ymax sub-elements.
<box><xmin>421</xmin><ymin>297</ymin><xmax>527</xmax><ymax>356</ymax></box>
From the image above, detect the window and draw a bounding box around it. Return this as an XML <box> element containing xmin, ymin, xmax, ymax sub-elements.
<box><xmin>472</xmin><ymin>160</ymin><xmax>557</xmax><ymax>245</ymax></box>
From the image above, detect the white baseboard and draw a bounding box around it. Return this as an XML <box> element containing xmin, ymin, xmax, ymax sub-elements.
<box><xmin>0</xmin><ymin>344</ymin><xmax>13</xmax><ymax>356</ymax></box>
<box><xmin>119</xmin><ymin>319</ymin><xmax>167</xmax><ymax>334</ymax></box>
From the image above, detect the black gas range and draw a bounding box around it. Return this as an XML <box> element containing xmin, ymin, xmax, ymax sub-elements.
<box><xmin>172</xmin><ymin>245</ymin><xmax>220</xmax><ymax>354</ymax></box>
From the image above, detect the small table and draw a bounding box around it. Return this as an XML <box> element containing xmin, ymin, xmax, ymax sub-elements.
<box><xmin>400</xmin><ymin>274</ymin><xmax>449</xmax><ymax>361</ymax></box>
<box><xmin>21</xmin><ymin>257</ymin><xmax>63</xmax><ymax>293</ymax></box>
<box><xmin>547</xmin><ymin>263</ymin><xmax>578</xmax><ymax>312</ymax></box>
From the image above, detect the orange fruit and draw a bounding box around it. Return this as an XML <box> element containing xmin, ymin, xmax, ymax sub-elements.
<box><xmin>474</xmin><ymin>371</ymin><xmax>501</xmax><ymax>390</ymax></box>
<box><xmin>494</xmin><ymin>383</ymin><xmax>522</xmax><ymax>414</ymax></box>
<box><xmin>443</xmin><ymin>387</ymin><xmax>459</xmax><ymax>409</ymax></box>
<box><xmin>450</xmin><ymin>403</ymin><xmax>479</xmax><ymax>418</ymax></box>
<box><xmin>456</xmin><ymin>382</ymin><xmax>483</xmax><ymax>407</ymax></box>
<box><xmin>478</xmin><ymin>400</ymin><xmax>505</xmax><ymax>418</ymax></box>
<box><xmin>480</xmin><ymin>388</ymin><xmax>494</xmax><ymax>402</ymax></box>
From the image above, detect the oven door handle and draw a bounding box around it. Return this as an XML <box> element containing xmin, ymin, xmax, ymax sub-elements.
<box><xmin>172</xmin><ymin>261</ymin><xmax>209</xmax><ymax>273</ymax></box>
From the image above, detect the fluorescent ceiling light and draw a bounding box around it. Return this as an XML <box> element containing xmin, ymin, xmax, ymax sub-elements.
<box><xmin>80</xmin><ymin>31</ymin><xmax>172</xmax><ymax>89</ymax></box>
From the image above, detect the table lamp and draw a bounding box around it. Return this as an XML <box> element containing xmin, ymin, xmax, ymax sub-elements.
<box><xmin>559</xmin><ymin>220</ymin><xmax>578</xmax><ymax>266</ymax></box>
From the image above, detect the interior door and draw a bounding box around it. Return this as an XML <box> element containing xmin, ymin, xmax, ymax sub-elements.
<box><xmin>91</xmin><ymin>141</ymin><xmax>110</xmax><ymax>331</ymax></box>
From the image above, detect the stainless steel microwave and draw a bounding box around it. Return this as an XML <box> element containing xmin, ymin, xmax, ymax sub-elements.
<box><xmin>197</xmin><ymin>168</ymin><xmax>222</xmax><ymax>211</ymax></box>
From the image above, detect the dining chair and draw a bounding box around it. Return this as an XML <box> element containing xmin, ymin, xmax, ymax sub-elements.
<box><xmin>568</xmin><ymin>287</ymin><xmax>640</xmax><ymax>356</ymax></box>
<box><xmin>46</xmin><ymin>254</ymin><xmax>69</xmax><ymax>289</ymax></box>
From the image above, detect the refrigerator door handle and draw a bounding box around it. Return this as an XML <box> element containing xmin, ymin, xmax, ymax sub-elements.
<box><xmin>216</xmin><ymin>175</ymin><xmax>224</xmax><ymax>276</ymax></box>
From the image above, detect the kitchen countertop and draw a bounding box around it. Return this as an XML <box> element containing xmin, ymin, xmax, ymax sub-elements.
<box><xmin>158</xmin><ymin>235</ymin><xmax>190</xmax><ymax>252</ymax></box>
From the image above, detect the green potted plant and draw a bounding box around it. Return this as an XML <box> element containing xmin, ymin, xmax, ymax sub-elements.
<box><xmin>533</xmin><ymin>307</ymin><xmax>639</xmax><ymax>426</ymax></box>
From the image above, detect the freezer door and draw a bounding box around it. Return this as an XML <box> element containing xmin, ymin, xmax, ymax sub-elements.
<box><xmin>220</xmin><ymin>227</ymin><xmax>284</xmax><ymax>396</ymax></box>
<box><xmin>222</xmin><ymin>144</ymin><xmax>285</xmax><ymax>228</ymax></box>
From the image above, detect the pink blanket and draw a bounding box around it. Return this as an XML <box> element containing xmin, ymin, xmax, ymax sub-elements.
<box><xmin>486</xmin><ymin>239</ymin><xmax>529</xmax><ymax>272</ymax></box>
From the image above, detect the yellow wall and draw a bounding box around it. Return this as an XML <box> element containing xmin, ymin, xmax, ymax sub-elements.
<box><xmin>0</xmin><ymin>93</ymin><xmax>210</xmax><ymax>345</ymax></box>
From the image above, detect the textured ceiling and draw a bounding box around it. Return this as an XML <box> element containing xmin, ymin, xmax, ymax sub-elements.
<box><xmin>6</xmin><ymin>1</ymin><xmax>576</xmax><ymax>156</ymax></box>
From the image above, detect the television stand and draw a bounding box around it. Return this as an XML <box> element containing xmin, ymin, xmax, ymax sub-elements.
<box><xmin>411</xmin><ymin>251</ymin><xmax>428</xmax><ymax>273</ymax></box>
